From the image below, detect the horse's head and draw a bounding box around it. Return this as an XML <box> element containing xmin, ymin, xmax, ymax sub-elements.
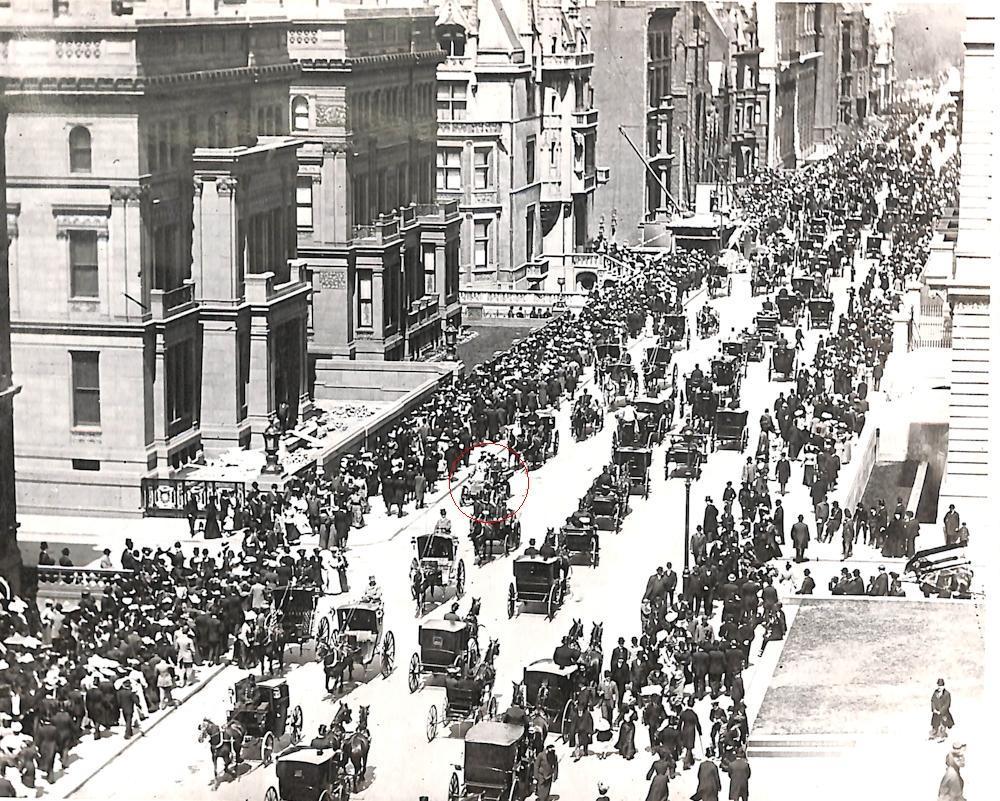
<box><xmin>468</xmin><ymin>597</ymin><xmax>482</xmax><ymax>618</ymax></box>
<box><xmin>198</xmin><ymin>719</ymin><xmax>216</xmax><ymax>742</ymax></box>
<box><xmin>333</xmin><ymin>701</ymin><xmax>352</xmax><ymax>727</ymax></box>
<box><xmin>358</xmin><ymin>705</ymin><xmax>370</xmax><ymax>731</ymax></box>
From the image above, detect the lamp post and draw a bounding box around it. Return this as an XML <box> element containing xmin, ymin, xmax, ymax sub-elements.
<box><xmin>444</xmin><ymin>321</ymin><xmax>458</xmax><ymax>361</ymax></box>
<box><xmin>683</xmin><ymin>474</ymin><xmax>693</xmax><ymax>571</ymax></box>
<box><xmin>262</xmin><ymin>415</ymin><xmax>283</xmax><ymax>474</ymax></box>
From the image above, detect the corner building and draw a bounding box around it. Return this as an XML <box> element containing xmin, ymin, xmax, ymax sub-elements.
<box><xmin>0</xmin><ymin>1</ymin><xmax>310</xmax><ymax>515</ymax></box>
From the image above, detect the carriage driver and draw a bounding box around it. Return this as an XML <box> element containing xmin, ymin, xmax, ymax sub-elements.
<box><xmin>434</xmin><ymin>508</ymin><xmax>452</xmax><ymax>536</ymax></box>
<box><xmin>444</xmin><ymin>602</ymin><xmax>462</xmax><ymax>623</ymax></box>
<box><xmin>361</xmin><ymin>576</ymin><xmax>384</xmax><ymax>621</ymax></box>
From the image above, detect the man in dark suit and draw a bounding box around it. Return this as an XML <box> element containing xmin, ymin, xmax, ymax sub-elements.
<box><xmin>52</xmin><ymin>701</ymin><xmax>76</xmax><ymax>767</ymax></box>
<box><xmin>609</xmin><ymin>638</ymin><xmax>630</xmax><ymax>708</ymax></box>
<box><xmin>868</xmin><ymin>566</ymin><xmax>889</xmax><ymax>596</ymax></box>
<box><xmin>796</xmin><ymin>569</ymin><xmax>816</xmax><ymax>595</ymax></box>
<box><xmin>643</xmin><ymin>567</ymin><xmax>668</xmax><ymax>603</ymax></box>
<box><xmin>727</xmin><ymin>748</ymin><xmax>751</xmax><ymax>801</ymax></box>
<box><xmin>663</xmin><ymin>563</ymin><xmax>678</xmax><ymax>606</ymax></box>
<box><xmin>115</xmin><ymin>679</ymin><xmax>137</xmax><ymax>739</ymax></box>
<box><xmin>703</xmin><ymin>498</ymin><xmax>719</xmax><ymax>538</ymax></box>
<box><xmin>692</xmin><ymin>646</ymin><xmax>709</xmax><ymax>700</ymax></box>
<box><xmin>707</xmin><ymin>646</ymin><xmax>725</xmax><ymax>699</ymax></box>
<box><xmin>723</xmin><ymin>641</ymin><xmax>743</xmax><ymax>693</ymax></box>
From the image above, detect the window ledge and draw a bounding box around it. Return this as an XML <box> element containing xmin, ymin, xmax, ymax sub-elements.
<box><xmin>69</xmin><ymin>296</ymin><xmax>100</xmax><ymax>304</ymax></box>
<box><xmin>71</xmin><ymin>426</ymin><xmax>102</xmax><ymax>436</ymax></box>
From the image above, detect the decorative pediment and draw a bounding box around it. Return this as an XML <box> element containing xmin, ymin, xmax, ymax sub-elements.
<box><xmin>51</xmin><ymin>204</ymin><xmax>111</xmax><ymax>238</ymax></box>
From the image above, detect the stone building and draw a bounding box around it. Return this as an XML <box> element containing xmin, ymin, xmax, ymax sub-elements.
<box><xmin>285</xmin><ymin>0</ymin><xmax>461</xmax><ymax>363</ymax></box>
<box><xmin>838</xmin><ymin>5</ymin><xmax>873</xmax><ymax>125</ymax></box>
<box><xmin>0</xmin><ymin>1</ymin><xmax>310</xmax><ymax>515</ymax></box>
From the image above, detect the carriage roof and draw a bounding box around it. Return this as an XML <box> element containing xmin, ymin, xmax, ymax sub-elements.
<box><xmin>809</xmin><ymin>296</ymin><xmax>834</xmax><ymax>308</ymax></box>
<box><xmin>277</xmin><ymin>748</ymin><xmax>337</xmax><ymax>768</ymax></box>
<box><xmin>420</xmin><ymin>619</ymin><xmax>468</xmax><ymax>635</ymax></box>
<box><xmin>465</xmin><ymin>721</ymin><xmax>525</xmax><ymax>748</ymax></box>
<box><xmin>614</xmin><ymin>445</ymin><xmax>652</xmax><ymax>464</ymax></box>
<box><xmin>414</xmin><ymin>532</ymin><xmax>457</xmax><ymax>552</ymax></box>
<box><xmin>336</xmin><ymin>603</ymin><xmax>380</xmax><ymax>631</ymax></box>
<box><xmin>514</xmin><ymin>554</ymin><xmax>560</xmax><ymax>566</ymax></box>
<box><xmin>634</xmin><ymin>397</ymin><xmax>667</xmax><ymax>412</ymax></box>
<box><xmin>524</xmin><ymin>659</ymin><xmax>579</xmax><ymax>680</ymax></box>
<box><xmin>715</xmin><ymin>409</ymin><xmax>748</xmax><ymax>426</ymax></box>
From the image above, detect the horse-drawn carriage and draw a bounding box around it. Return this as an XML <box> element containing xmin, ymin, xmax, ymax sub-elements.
<box><xmin>267</xmin><ymin>747</ymin><xmax>352</xmax><ymax>801</ymax></box>
<box><xmin>570</xmin><ymin>394</ymin><xmax>604</xmax><ymax>441</ymax></box>
<box><xmin>460</xmin><ymin>456</ymin><xmax>512</xmax><ymax>507</ymax></box>
<box><xmin>661</xmin><ymin>313</ymin><xmax>690</xmax><ymax>350</ymax></box>
<box><xmin>408</xmin><ymin>619</ymin><xmax>478</xmax><ymax>693</ymax></box>
<box><xmin>708</xmin><ymin>262</ymin><xmax>731</xmax><ymax>298</ymax></box>
<box><xmin>696</xmin><ymin>304</ymin><xmax>720</xmax><ymax>339</ymax></box>
<box><xmin>426</xmin><ymin>639</ymin><xmax>501</xmax><ymax>741</ymax></box>
<box><xmin>664</xmin><ymin>431</ymin><xmax>707</xmax><ymax>477</ymax></box>
<box><xmin>790</xmin><ymin>274</ymin><xmax>814</xmax><ymax>300</ymax></box>
<box><xmin>600</xmin><ymin>361</ymin><xmax>637</xmax><ymax>409</ymax></box>
<box><xmin>754</xmin><ymin>312</ymin><xmax>779</xmax><ymax>342</ymax></box>
<box><xmin>519</xmin><ymin>410</ymin><xmax>559</xmax><ymax>469</ymax></box>
<box><xmin>769</xmin><ymin>345</ymin><xmax>797</xmax><ymax>381</ymax></box>
<box><xmin>585</xmin><ymin>484</ymin><xmax>627</xmax><ymax>533</ymax></box>
<box><xmin>808</xmin><ymin>297</ymin><xmax>835</xmax><ymax>329</ymax></box>
<box><xmin>409</xmin><ymin>532</ymin><xmax>465</xmax><ymax>611</ymax></box>
<box><xmin>613</xmin><ymin>445</ymin><xmax>652</xmax><ymax>499</ymax></box>
<box><xmin>686</xmin><ymin>386</ymin><xmax>720</xmax><ymax>428</ymax></box>
<box><xmin>271</xmin><ymin>586</ymin><xmax>320</xmax><ymax>652</ymax></box>
<box><xmin>521</xmin><ymin>660</ymin><xmax>582</xmax><ymax>735</ymax></box>
<box><xmin>446</xmin><ymin>722</ymin><xmax>531</xmax><ymax>801</ymax></box>
<box><xmin>711</xmin><ymin>356</ymin><xmax>742</xmax><ymax>403</ymax></box>
<box><xmin>750</xmin><ymin>259</ymin><xmax>775</xmax><ymax>296</ymax></box>
<box><xmin>642</xmin><ymin>345</ymin><xmax>674</xmax><ymax>396</ymax></box>
<box><xmin>720</xmin><ymin>341</ymin><xmax>748</xmax><ymax>376</ymax></box>
<box><xmin>508</xmin><ymin>556</ymin><xmax>567</xmax><ymax>619</ymax></box>
<box><xmin>228</xmin><ymin>676</ymin><xmax>303</xmax><ymax>766</ymax></box>
<box><xmin>634</xmin><ymin>397</ymin><xmax>670</xmax><ymax>445</ymax></box>
<box><xmin>471</xmin><ymin>515</ymin><xmax>522</xmax><ymax>563</ymax></box>
<box><xmin>319</xmin><ymin>604</ymin><xmax>396</xmax><ymax>691</ymax></box>
<box><xmin>558</xmin><ymin>514</ymin><xmax>600</xmax><ymax>567</ymax></box>
<box><xmin>711</xmin><ymin>409</ymin><xmax>749</xmax><ymax>452</ymax></box>
<box><xmin>776</xmin><ymin>293</ymin><xmax>803</xmax><ymax>325</ymax></box>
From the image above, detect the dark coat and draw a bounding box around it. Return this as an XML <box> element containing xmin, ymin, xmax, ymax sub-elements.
<box><xmin>693</xmin><ymin>759</ymin><xmax>723</xmax><ymax>801</ymax></box>
<box><xmin>727</xmin><ymin>757</ymin><xmax>751</xmax><ymax>800</ymax></box>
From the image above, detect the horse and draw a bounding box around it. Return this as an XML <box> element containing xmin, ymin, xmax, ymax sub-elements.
<box><xmin>464</xmin><ymin>597</ymin><xmax>482</xmax><ymax>641</ymax></box>
<box><xmin>527</xmin><ymin>707</ymin><xmax>549</xmax><ymax>753</ymax></box>
<box><xmin>578</xmin><ymin>622</ymin><xmax>604</xmax><ymax>686</ymax></box>
<box><xmin>198</xmin><ymin>718</ymin><xmax>245</xmax><ymax>781</ymax></box>
<box><xmin>347</xmin><ymin>705</ymin><xmax>371</xmax><ymax>791</ymax></box>
<box><xmin>409</xmin><ymin>560</ymin><xmax>442</xmax><ymax>613</ymax></box>
<box><xmin>255</xmin><ymin>613</ymin><xmax>286</xmax><ymax>676</ymax></box>
<box><xmin>319</xmin><ymin>634</ymin><xmax>356</xmax><ymax>693</ymax></box>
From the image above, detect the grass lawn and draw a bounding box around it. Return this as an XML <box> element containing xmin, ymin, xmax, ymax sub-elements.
<box><xmin>458</xmin><ymin>324</ymin><xmax>545</xmax><ymax>370</ymax></box>
<box><xmin>754</xmin><ymin>599</ymin><xmax>985</xmax><ymax>736</ymax></box>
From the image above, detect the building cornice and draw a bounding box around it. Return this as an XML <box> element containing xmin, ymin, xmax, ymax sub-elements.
<box><xmin>296</xmin><ymin>49</ymin><xmax>446</xmax><ymax>73</ymax></box>
<box><xmin>2</xmin><ymin>62</ymin><xmax>299</xmax><ymax>96</ymax></box>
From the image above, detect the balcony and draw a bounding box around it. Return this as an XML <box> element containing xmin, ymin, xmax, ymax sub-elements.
<box><xmin>542</xmin><ymin>51</ymin><xmax>595</xmax><ymax>72</ymax></box>
<box><xmin>572</xmin><ymin>108</ymin><xmax>599</xmax><ymax>129</ymax></box>
<box><xmin>437</xmin><ymin>121</ymin><xmax>502</xmax><ymax>138</ymax></box>
<box><xmin>415</xmin><ymin>199</ymin><xmax>461</xmax><ymax>221</ymax></box>
<box><xmin>245</xmin><ymin>262</ymin><xmax>310</xmax><ymax>305</ymax></box>
<box><xmin>352</xmin><ymin>214</ymin><xmax>400</xmax><ymax>245</ymax></box>
<box><xmin>440</xmin><ymin>55</ymin><xmax>473</xmax><ymax>72</ymax></box>
<box><xmin>407</xmin><ymin>294</ymin><xmax>440</xmax><ymax>332</ymax></box>
<box><xmin>146</xmin><ymin>279</ymin><xmax>196</xmax><ymax>322</ymax></box>
<box><xmin>525</xmin><ymin>258</ymin><xmax>549</xmax><ymax>280</ymax></box>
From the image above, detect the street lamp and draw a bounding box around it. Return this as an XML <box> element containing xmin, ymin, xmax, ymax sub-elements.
<box><xmin>683</xmin><ymin>474</ymin><xmax>693</xmax><ymax>571</ymax></box>
<box><xmin>262</xmin><ymin>415</ymin><xmax>283</xmax><ymax>474</ymax></box>
<box><xmin>444</xmin><ymin>321</ymin><xmax>458</xmax><ymax>360</ymax></box>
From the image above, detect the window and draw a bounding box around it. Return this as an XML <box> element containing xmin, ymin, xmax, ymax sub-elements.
<box><xmin>436</xmin><ymin>148</ymin><xmax>462</xmax><ymax>191</ymax></box>
<box><xmin>152</xmin><ymin>223</ymin><xmax>178</xmax><ymax>290</ymax></box>
<box><xmin>69</xmin><ymin>230</ymin><xmax>99</xmax><ymax>298</ymax></box>
<box><xmin>474</xmin><ymin>219</ymin><xmax>491</xmax><ymax>270</ymax></box>
<box><xmin>473</xmin><ymin>147</ymin><xmax>493</xmax><ymax>190</ymax></box>
<box><xmin>291</xmin><ymin>96</ymin><xmax>309</xmax><ymax>130</ymax></box>
<box><xmin>525</xmin><ymin>136</ymin><xmax>536</xmax><ymax>184</ymax></box>
<box><xmin>525</xmin><ymin>206</ymin><xmax>535</xmax><ymax>262</ymax></box>
<box><xmin>549</xmin><ymin>141</ymin><xmax>558</xmax><ymax>168</ymax></box>
<box><xmin>166</xmin><ymin>340</ymin><xmax>196</xmax><ymax>434</ymax></box>
<box><xmin>69</xmin><ymin>126</ymin><xmax>92</xmax><ymax>173</ymax></box>
<box><xmin>423</xmin><ymin>245</ymin><xmax>437</xmax><ymax>294</ymax></box>
<box><xmin>357</xmin><ymin>270</ymin><xmax>373</xmax><ymax>328</ymax></box>
<box><xmin>436</xmin><ymin>82</ymin><xmax>467</xmax><ymax>121</ymax></box>
<box><xmin>526</xmin><ymin>76</ymin><xmax>537</xmax><ymax>116</ymax></box>
<box><xmin>296</xmin><ymin>178</ymin><xmax>313</xmax><ymax>229</ymax></box>
<box><xmin>71</xmin><ymin>351</ymin><xmax>101</xmax><ymax>428</ymax></box>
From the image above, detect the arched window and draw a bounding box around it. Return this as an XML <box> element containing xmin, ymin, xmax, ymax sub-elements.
<box><xmin>69</xmin><ymin>126</ymin><xmax>92</xmax><ymax>173</ymax></box>
<box><xmin>291</xmin><ymin>96</ymin><xmax>309</xmax><ymax>131</ymax></box>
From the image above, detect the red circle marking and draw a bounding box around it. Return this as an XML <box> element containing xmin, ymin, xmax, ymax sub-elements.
<box><xmin>447</xmin><ymin>441</ymin><xmax>531</xmax><ymax>525</ymax></box>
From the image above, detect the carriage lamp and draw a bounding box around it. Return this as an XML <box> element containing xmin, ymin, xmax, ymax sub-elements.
<box><xmin>444</xmin><ymin>321</ymin><xmax>458</xmax><ymax>361</ymax></box>
<box><xmin>262</xmin><ymin>417</ymin><xmax>283</xmax><ymax>475</ymax></box>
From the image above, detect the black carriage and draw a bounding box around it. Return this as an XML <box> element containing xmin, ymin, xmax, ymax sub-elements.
<box><xmin>708</xmin><ymin>263</ymin><xmax>731</xmax><ymax>298</ymax></box>
<box><xmin>711</xmin><ymin>356</ymin><xmax>742</xmax><ymax>402</ymax></box>
<box><xmin>614</xmin><ymin>445</ymin><xmax>652</xmax><ymax>498</ymax></box>
<box><xmin>327</xmin><ymin>603</ymin><xmax>396</xmax><ymax>681</ymax></box>
<box><xmin>595</xmin><ymin>341</ymin><xmax>623</xmax><ymax>363</ymax></box>
<box><xmin>519</xmin><ymin>411</ymin><xmax>559</xmax><ymax>469</ymax></box>
<box><xmin>776</xmin><ymin>293</ymin><xmax>803</xmax><ymax>325</ymax></box>
<box><xmin>720</xmin><ymin>340</ymin><xmax>747</xmax><ymax>375</ymax></box>
<box><xmin>743</xmin><ymin>332</ymin><xmax>764</xmax><ymax>363</ymax></box>
<box><xmin>664</xmin><ymin>432</ymin><xmax>707</xmax><ymax>477</ymax></box>
<box><xmin>587</xmin><ymin>490</ymin><xmax>625</xmax><ymax>533</ymax></box>
<box><xmin>229</xmin><ymin>677</ymin><xmax>303</xmax><ymax>765</ymax></box>
<box><xmin>687</xmin><ymin>387</ymin><xmax>720</xmax><ymax>426</ymax></box>
<box><xmin>508</xmin><ymin>556</ymin><xmax>566</xmax><ymax>619</ymax></box>
<box><xmin>522</xmin><ymin>660</ymin><xmax>581</xmax><ymax>734</ymax></box>
<box><xmin>711</xmin><ymin>409</ymin><xmax>749</xmax><ymax>452</ymax></box>
<box><xmin>447</xmin><ymin>722</ymin><xmax>529</xmax><ymax>801</ymax></box>
<box><xmin>427</xmin><ymin>670</ymin><xmax>500</xmax><ymax>742</ymax></box>
<box><xmin>769</xmin><ymin>345</ymin><xmax>797</xmax><ymax>381</ymax></box>
<box><xmin>750</xmin><ymin>260</ymin><xmax>773</xmax><ymax>296</ymax></box>
<box><xmin>634</xmin><ymin>397</ymin><xmax>670</xmax><ymax>444</ymax></box>
<box><xmin>409</xmin><ymin>619</ymin><xmax>478</xmax><ymax>693</ymax></box>
<box><xmin>790</xmin><ymin>275</ymin><xmax>814</xmax><ymax>300</ymax></box>
<box><xmin>602</xmin><ymin>362</ymin><xmax>636</xmax><ymax>410</ymax></box>
<box><xmin>272</xmin><ymin>586</ymin><xmax>319</xmax><ymax>649</ymax></box>
<box><xmin>559</xmin><ymin>516</ymin><xmax>600</xmax><ymax>566</ymax></box>
<box><xmin>755</xmin><ymin>312</ymin><xmax>779</xmax><ymax>342</ymax></box>
<box><xmin>808</xmin><ymin>297</ymin><xmax>834</xmax><ymax>329</ymax></box>
<box><xmin>642</xmin><ymin>345</ymin><xmax>674</xmax><ymax>394</ymax></box>
<box><xmin>411</xmin><ymin>532</ymin><xmax>466</xmax><ymax>604</ymax></box>
<box><xmin>661</xmin><ymin>314</ymin><xmax>690</xmax><ymax>350</ymax></box>
<box><xmin>471</xmin><ymin>515</ymin><xmax>522</xmax><ymax>562</ymax></box>
<box><xmin>267</xmin><ymin>748</ymin><xmax>351</xmax><ymax>801</ymax></box>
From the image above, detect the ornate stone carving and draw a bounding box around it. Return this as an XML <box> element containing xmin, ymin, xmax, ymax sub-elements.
<box><xmin>56</xmin><ymin>37</ymin><xmax>102</xmax><ymax>59</ymax></box>
<box><xmin>322</xmin><ymin>140</ymin><xmax>350</xmax><ymax>154</ymax></box>
<box><xmin>288</xmin><ymin>29</ymin><xmax>319</xmax><ymax>46</ymax></box>
<box><xmin>318</xmin><ymin>270</ymin><xmax>347</xmax><ymax>290</ymax></box>
<box><xmin>315</xmin><ymin>102</ymin><xmax>347</xmax><ymax>127</ymax></box>
<box><xmin>52</xmin><ymin>204</ymin><xmax>111</xmax><ymax>238</ymax></box>
<box><xmin>216</xmin><ymin>177</ymin><xmax>238</xmax><ymax>195</ymax></box>
<box><xmin>110</xmin><ymin>185</ymin><xmax>145</xmax><ymax>203</ymax></box>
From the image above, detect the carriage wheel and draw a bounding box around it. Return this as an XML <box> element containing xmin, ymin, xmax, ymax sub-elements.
<box><xmin>290</xmin><ymin>705</ymin><xmax>304</xmax><ymax>743</ymax></box>
<box><xmin>643</xmin><ymin>479</ymin><xmax>650</xmax><ymax>500</ymax></box>
<box><xmin>488</xmin><ymin>696</ymin><xmax>498</xmax><ymax>720</ymax></box>
<box><xmin>408</xmin><ymin>652</ymin><xmax>420</xmax><ymax>693</ymax></box>
<box><xmin>339</xmin><ymin>782</ymin><xmax>351</xmax><ymax>801</ymax></box>
<box><xmin>317</xmin><ymin>616</ymin><xmax>330</xmax><ymax>644</ymax></box>
<box><xmin>456</xmin><ymin>559</ymin><xmax>466</xmax><ymax>598</ymax></box>
<box><xmin>546</xmin><ymin>585</ymin><xmax>558</xmax><ymax>620</ymax></box>
<box><xmin>768</xmin><ymin>362</ymin><xmax>773</xmax><ymax>381</ymax></box>
<box><xmin>553</xmin><ymin>430</ymin><xmax>560</xmax><ymax>455</ymax></box>
<box><xmin>448</xmin><ymin>772</ymin><xmax>461</xmax><ymax>801</ymax></box>
<box><xmin>507</xmin><ymin>584</ymin><xmax>516</xmax><ymax>619</ymax></box>
<box><xmin>502</xmin><ymin>533</ymin><xmax>511</xmax><ymax>557</ymax></box>
<box><xmin>559</xmin><ymin>699</ymin><xmax>575</xmax><ymax>742</ymax></box>
<box><xmin>381</xmin><ymin>631</ymin><xmax>396</xmax><ymax>678</ymax></box>
<box><xmin>727</xmin><ymin>276</ymin><xmax>732</xmax><ymax>296</ymax></box>
<box><xmin>426</xmin><ymin>704</ymin><xmax>439</xmax><ymax>741</ymax></box>
<box><xmin>261</xmin><ymin>731</ymin><xmax>275</xmax><ymax>765</ymax></box>
<box><xmin>265</xmin><ymin>787</ymin><xmax>279</xmax><ymax>801</ymax></box>
<box><xmin>593</xmin><ymin>540</ymin><xmax>601</xmax><ymax>567</ymax></box>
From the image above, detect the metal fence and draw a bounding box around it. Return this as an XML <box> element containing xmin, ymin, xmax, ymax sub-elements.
<box><xmin>140</xmin><ymin>478</ymin><xmax>246</xmax><ymax>517</ymax></box>
<box><xmin>912</xmin><ymin>296</ymin><xmax>953</xmax><ymax>349</ymax></box>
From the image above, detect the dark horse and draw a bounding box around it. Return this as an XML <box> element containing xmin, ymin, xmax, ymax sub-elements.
<box><xmin>255</xmin><ymin>613</ymin><xmax>286</xmax><ymax>676</ymax></box>
<box><xmin>410</xmin><ymin>560</ymin><xmax>443</xmax><ymax>613</ymax></box>
<box><xmin>347</xmin><ymin>705</ymin><xmax>371</xmax><ymax>791</ymax></box>
<box><xmin>578</xmin><ymin>621</ymin><xmax>604</xmax><ymax>686</ymax></box>
<box><xmin>198</xmin><ymin>718</ymin><xmax>246</xmax><ymax>782</ymax></box>
<box><xmin>318</xmin><ymin>633</ymin><xmax>356</xmax><ymax>694</ymax></box>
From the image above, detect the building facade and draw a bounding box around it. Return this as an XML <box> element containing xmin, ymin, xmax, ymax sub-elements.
<box><xmin>0</xmin><ymin>87</ymin><xmax>22</xmax><ymax>591</ymax></box>
<box><xmin>838</xmin><ymin>6</ymin><xmax>873</xmax><ymax>125</ymax></box>
<box><xmin>0</xmin><ymin>1</ymin><xmax>310</xmax><ymax>515</ymax></box>
<box><xmin>285</xmin><ymin>0</ymin><xmax>461</xmax><ymax>363</ymax></box>
<box><xmin>871</xmin><ymin>12</ymin><xmax>895</xmax><ymax>113</ymax></box>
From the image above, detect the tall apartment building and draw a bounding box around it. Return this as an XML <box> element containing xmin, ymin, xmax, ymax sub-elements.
<box><xmin>0</xmin><ymin>1</ymin><xmax>311</xmax><ymax>515</ymax></box>
<box><xmin>0</xmin><ymin>87</ymin><xmax>22</xmax><ymax>591</ymax></box>
<box><xmin>871</xmin><ymin>14</ymin><xmax>895</xmax><ymax>113</ymax></box>
<box><xmin>434</xmin><ymin>0</ymin><xmax>598</xmax><ymax>288</ymax></box>
<box><xmin>722</xmin><ymin>1</ymin><xmax>767</xmax><ymax>180</ymax></box>
<box><xmin>813</xmin><ymin>1</ymin><xmax>842</xmax><ymax>145</ymax></box>
<box><xmin>838</xmin><ymin>5</ymin><xmax>873</xmax><ymax>125</ymax></box>
<box><xmin>285</xmin><ymin>0</ymin><xmax>461</xmax><ymax>362</ymax></box>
